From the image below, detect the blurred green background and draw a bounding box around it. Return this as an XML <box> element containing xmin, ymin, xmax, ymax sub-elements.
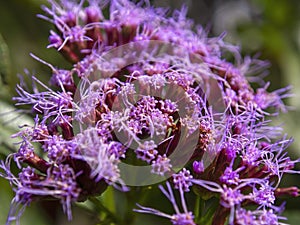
<box><xmin>0</xmin><ymin>0</ymin><xmax>300</xmax><ymax>224</ymax></box>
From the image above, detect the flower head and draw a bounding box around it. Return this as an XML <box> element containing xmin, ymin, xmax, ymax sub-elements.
<box><xmin>0</xmin><ymin>0</ymin><xmax>299</xmax><ymax>224</ymax></box>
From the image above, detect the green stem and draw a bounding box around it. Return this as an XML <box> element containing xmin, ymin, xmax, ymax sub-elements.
<box><xmin>194</xmin><ymin>196</ymin><xmax>205</xmax><ymax>224</ymax></box>
<box><xmin>89</xmin><ymin>196</ymin><xmax>120</xmax><ymax>224</ymax></box>
<box><xmin>194</xmin><ymin>195</ymin><xmax>201</xmax><ymax>219</ymax></box>
<box><xmin>123</xmin><ymin>186</ymin><xmax>151</xmax><ymax>225</ymax></box>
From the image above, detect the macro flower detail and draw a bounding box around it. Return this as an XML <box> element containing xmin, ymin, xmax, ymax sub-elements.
<box><xmin>134</xmin><ymin>182</ymin><xmax>196</xmax><ymax>225</ymax></box>
<box><xmin>151</xmin><ymin>154</ymin><xmax>172</xmax><ymax>176</ymax></box>
<box><xmin>0</xmin><ymin>0</ymin><xmax>299</xmax><ymax>225</ymax></box>
<box><xmin>172</xmin><ymin>168</ymin><xmax>193</xmax><ymax>192</ymax></box>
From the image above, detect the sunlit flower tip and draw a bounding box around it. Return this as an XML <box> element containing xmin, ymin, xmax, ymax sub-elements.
<box><xmin>221</xmin><ymin>186</ymin><xmax>244</xmax><ymax>208</ymax></box>
<box><xmin>254</xmin><ymin>85</ymin><xmax>292</xmax><ymax>112</ymax></box>
<box><xmin>151</xmin><ymin>154</ymin><xmax>172</xmax><ymax>176</ymax></box>
<box><xmin>85</xmin><ymin>5</ymin><xmax>103</xmax><ymax>23</ymax></box>
<box><xmin>12</xmin><ymin>79</ymin><xmax>74</xmax><ymax>122</ymax></box>
<box><xmin>252</xmin><ymin>183</ymin><xmax>275</xmax><ymax>207</ymax></box>
<box><xmin>171</xmin><ymin>212</ymin><xmax>196</xmax><ymax>225</ymax></box>
<box><xmin>241</xmin><ymin>144</ymin><xmax>261</xmax><ymax>166</ymax></box>
<box><xmin>235</xmin><ymin>208</ymin><xmax>255</xmax><ymax>225</ymax></box>
<box><xmin>172</xmin><ymin>168</ymin><xmax>193</xmax><ymax>192</ymax></box>
<box><xmin>13</xmin><ymin>138</ymin><xmax>50</xmax><ymax>173</ymax></box>
<box><xmin>109</xmin><ymin>0</ymin><xmax>157</xmax><ymax>27</ymax></box>
<box><xmin>223</xmin><ymin>145</ymin><xmax>237</xmax><ymax>162</ymax></box>
<box><xmin>107</xmin><ymin>142</ymin><xmax>127</xmax><ymax>159</ymax></box>
<box><xmin>73</xmin><ymin>128</ymin><xmax>127</xmax><ymax>191</ymax></box>
<box><xmin>138</xmin><ymin>74</ymin><xmax>168</xmax><ymax>90</ymax></box>
<box><xmin>135</xmin><ymin>140</ymin><xmax>158</xmax><ymax>163</ymax></box>
<box><xmin>50</xmin><ymin>69</ymin><xmax>75</xmax><ymax>89</ymax></box>
<box><xmin>2</xmin><ymin>163</ymin><xmax>81</xmax><ymax>222</ymax></box>
<box><xmin>257</xmin><ymin>209</ymin><xmax>286</xmax><ymax>225</ymax></box>
<box><xmin>14</xmin><ymin>140</ymin><xmax>35</xmax><ymax>164</ymax></box>
<box><xmin>48</xmin><ymin>30</ymin><xmax>62</xmax><ymax>49</ymax></box>
<box><xmin>192</xmin><ymin>160</ymin><xmax>204</xmax><ymax>174</ymax></box>
<box><xmin>0</xmin><ymin>157</ymin><xmax>19</xmax><ymax>186</ymax></box>
<box><xmin>159</xmin><ymin>99</ymin><xmax>178</xmax><ymax>114</ymax></box>
<box><xmin>219</xmin><ymin>167</ymin><xmax>242</xmax><ymax>185</ymax></box>
<box><xmin>235</xmin><ymin>207</ymin><xmax>286</xmax><ymax>225</ymax></box>
<box><xmin>42</xmin><ymin>135</ymin><xmax>72</xmax><ymax>163</ymax></box>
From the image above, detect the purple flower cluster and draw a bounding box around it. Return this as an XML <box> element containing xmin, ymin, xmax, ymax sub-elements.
<box><xmin>0</xmin><ymin>0</ymin><xmax>299</xmax><ymax>224</ymax></box>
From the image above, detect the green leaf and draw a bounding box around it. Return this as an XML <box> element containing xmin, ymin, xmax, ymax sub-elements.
<box><xmin>0</xmin><ymin>101</ymin><xmax>33</xmax><ymax>155</ymax></box>
<box><xmin>197</xmin><ymin>198</ymin><xmax>220</xmax><ymax>225</ymax></box>
<box><xmin>0</xmin><ymin>179</ymin><xmax>50</xmax><ymax>225</ymax></box>
<box><xmin>283</xmin><ymin>210</ymin><xmax>300</xmax><ymax>225</ymax></box>
<box><xmin>0</xmin><ymin>34</ymin><xmax>10</xmax><ymax>87</ymax></box>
